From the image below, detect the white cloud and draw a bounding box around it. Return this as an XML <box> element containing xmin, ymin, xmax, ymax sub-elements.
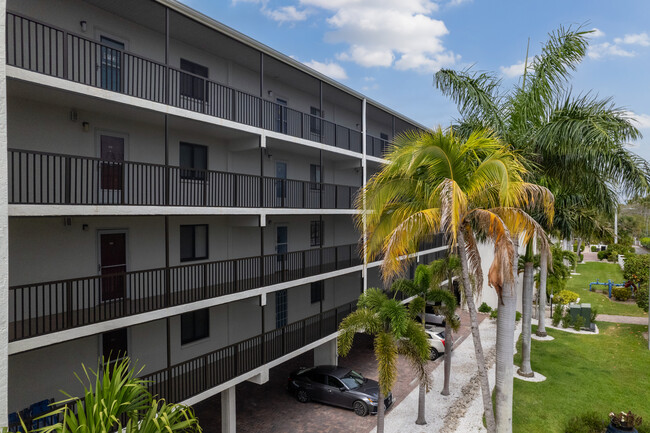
<box><xmin>614</xmin><ymin>32</ymin><xmax>650</xmax><ymax>46</ymax></box>
<box><xmin>265</xmin><ymin>5</ymin><xmax>309</xmax><ymax>23</ymax></box>
<box><xmin>588</xmin><ymin>42</ymin><xmax>636</xmax><ymax>59</ymax></box>
<box><xmin>587</xmin><ymin>31</ymin><xmax>650</xmax><ymax>60</ymax></box>
<box><xmin>499</xmin><ymin>60</ymin><xmax>526</xmax><ymax>78</ymax></box>
<box><xmin>302</xmin><ymin>60</ymin><xmax>348</xmax><ymax>79</ymax></box>
<box><xmin>628</xmin><ymin>111</ymin><xmax>650</xmax><ymax>129</ymax></box>
<box><xmin>590</xmin><ymin>28</ymin><xmax>605</xmax><ymax>38</ymax></box>
<box><xmin>448</xmin><ymin>0</ymin><xmax>472</xmax><ymax>5</ymax></box>
<box><xmin>299</xmin><ymin>0</ymin><xmax>457</xmax><ymax>73</ymax></box>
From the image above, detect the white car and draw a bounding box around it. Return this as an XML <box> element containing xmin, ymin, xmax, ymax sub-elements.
<box><xmin>425</xmin><ymin>326</ymin><xmax>452</xmax><ymax>360</ymax></box>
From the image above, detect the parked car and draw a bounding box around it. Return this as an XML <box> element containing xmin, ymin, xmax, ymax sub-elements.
<box><xmin>288</xmin><ymin>365</ymin><xmax>394</xmax><ymax>416</ymax></box>
<box><xmin>415</xmin><ymin>303</ymin><xmax>460</xmax><ymax>327</ymax></box>
<box><xmin>425</xmin><ymin>325</ymin><xmax>452</xmax><ymax>360</ymax></box>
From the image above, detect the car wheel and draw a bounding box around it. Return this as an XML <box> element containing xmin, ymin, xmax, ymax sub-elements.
<box><xmin>353</xmin><ymin>400</ymin><xmax>369</xmax><ymax>417</ymax></box>
<box><xmin>430</xmin><ymin>348</ymin><xmax>440</xmax><ymax>360</ymax></box>
<box><xmin>296</xmin><ymin>389</ymin><xmax>309</xmax><ymax>403</ymax></box>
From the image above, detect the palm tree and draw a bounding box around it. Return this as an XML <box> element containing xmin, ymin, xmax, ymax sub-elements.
<box><xmin>436</xmin><ymin>27</ymin><xmax>649</xmax><ymax>430</ymax></box>
<box><xmin>427</xmin><ymin>254</ymin><xmax>462</xmax><ymax>396</ymax></box>
<box><xmin>358</xmin><ymin>128</ymin><xmax>552</xmax><ymax>433</ymax></box>
<box><xmin>338</xmin><ymin>288</ymin><xmax>431</xmax><ymax>433</ymax></box>
<box><xmin>391</xmin><ymin>263</ymin><xmax>460</xmax><ymax>424</ymax></box>
<box><xmin>22</xmin><ymin>357</ymin><xmax>201</xmax><ymax>433</ymax></box>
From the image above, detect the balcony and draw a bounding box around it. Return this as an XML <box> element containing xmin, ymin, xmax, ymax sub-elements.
<box><xmin>9</xmin><ymin>244</ymin><xmax>361</xmax><ymax>342</ymax></box>
<box><xmin>143</xmin><ymin>301</ymin><xmax>356</xmax><ymax>404</ymax></box>
<box><xmin>8</xmin><ymin>149</ymin><xmax>358</xmax><ymax>209</ymax></box>
<box><xmin>6</xmin><ymin>12</ymin><xmax>363</xmax><ymax>154</ymax></box>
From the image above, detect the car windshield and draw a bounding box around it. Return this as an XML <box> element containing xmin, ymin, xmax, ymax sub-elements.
<box><xmin>340</xmin><ymin>370</ymin><xmax>365</xmax><ymax>389</ymax></box>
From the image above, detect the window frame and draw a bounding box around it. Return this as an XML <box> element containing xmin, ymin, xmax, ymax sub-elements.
<box><xmin>181</xmin><ymin>309</ymin><xmax>210</xmax><ymax>345</ymax></box>
<box><xmin>180</xmin><ymin>58</ymin><xmax>209</xmax><ymax>101</ymax></box>
<box><xmin>180</xmin><ymin>224</ymin><xmax>209</xmax><ymax>262</ymax></box>
<box><xmin>310</xmin><ymin>220</ymin><xmax>323</xmax><ymax>247</ymax></box>
<box><xmin>310</xmin><ymin>164</ymin><xmax>322</xmax><ymax>190</ymax></box>
<box><xmin>310</xmin><ymin>280</ymin><xmax>324</xmax><ymax>304</ymax></box>
<box><xmin>179</xmin><ymin>142</ymin><xmax>208</xmax><ymax>181</ymax></box>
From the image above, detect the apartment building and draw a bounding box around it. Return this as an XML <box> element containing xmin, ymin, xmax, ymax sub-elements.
<box><xmin>0</xmin><ymin>1</ymin><xmax>447</xmax><ymax>431</ymax></box>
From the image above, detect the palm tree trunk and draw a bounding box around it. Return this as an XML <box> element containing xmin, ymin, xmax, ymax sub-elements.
<box><xmin>457</xmin><ymin>229</ymin><xmax>496</xmax><ymax>433</ymax></box>
<box><xmin>576</xmin><ymin>238</ymin><xmax>582</xmax><ymax>268</ymax></box>
<box><xmin>441</xmin><ymin>264</ymin><xmax>453</xmax><ymax>396</ymax></box>
<box><xmin>416</xmin><ymin>383</ymin><xmax>427</xmax><ymax>425</ymax></box>
<box><xmin>536</xmin><ymin>249</ymin><xmax>548</xmax><ymax>337</ymax></box>
<box><xmin>517</xmin><ymin>259</ymin><xmax>534</xmax><ymax>377</ymax></box>
<box><xmin>495</xmin><ymin>238</ymin><xmax>519</xmax><ymax>433</ymax></box>
<box><xmin>377</xmin><ymin>388</ymin><xmax>385</xmax><ymax>433</ymax></box>
<box><xmin>441</xmin><ymin>320</ymin><xmax>453</xmax><ymax>395</ymax></box>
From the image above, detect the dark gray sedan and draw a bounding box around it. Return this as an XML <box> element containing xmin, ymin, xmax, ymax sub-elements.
<box><xmin>287</xmin><ymin>365</ymin><xmax>394</xmax><ymax>416</ymax></box>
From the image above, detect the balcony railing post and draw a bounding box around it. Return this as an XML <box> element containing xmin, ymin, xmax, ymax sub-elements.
<box><xmin>165</xmin><ymin>267</ymin><xmax>171</xmax><ymax>307</ymax></box>
<box><xmin>301</xmin><ymin>181</ymin><xmax>305</xmax><ymax>208</ymax></box>
<box><xmin>233</xmin><ymin>260</ymin><xmax>238</xmax><ymax>293</ymax></box>
<box><xmin>234</xmin><ymin>343</ymin><xmax>239</xmax><ymax>375</ymax></box>
<box><xmin>302</xmin><ymin>251</ymin><xmax>306</xmax><ymax>278</ymax></box>
<box><xmin>64</xmin><ymin>156</ymin><xmax>71</xmax><ymax>204</ymax></box>
<box><xmin>233</xmin><ymin>175</ymin><xmax>238</xmax><ymax>207</ymax></box>
<box><xmin>334</xmin><ymin>185</ymin><xmax>338</xmax><ymax>209</ymax></box>
<box><xmin>302</xmin><ymin>319</ymin><xmax>307</xmax><ymax>345</ymax></box>
<box><xmin>282</xmin><ymin>326</ymin><xmax>286</xmax><ymax>354</ymax></box>
<box><xmin>202</xmin><ymin>263</ymin><xmax>208</xmax><ymax>300</ymax></box>
<box><xmin>66</xmin><ymin>281</ymin><xmax>73</xmax><ymax>328</ymax></box>
<box><xmin>203</xmin><ymin>353</ymin><xmax>209</xmax><ymax>390</ymax></box>
<box><xmin>334</xmin><ymin>247</ymin><xmax>338</xmax><ymax>270</ymax></box>
<box><xmin>62</xmin><ymin>31</ymin><xmax>68</xmax><ymax>80</ymax></box>
<box><xmin>231</xmin><ymin>88</ymin><xmax>236</xmax><ymax>121</ymax></box>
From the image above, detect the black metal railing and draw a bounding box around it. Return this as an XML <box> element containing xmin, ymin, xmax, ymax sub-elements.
<box><xmin>141</xmin><ymin>300</ymin><xmax>356</xmax><ymax>403</ymax></box>
<box><xmin>6</xmin><ymin>12</ymin><xmax>363</xmax><ymax>153</ymax></box>
<box><xmin>8</xmin><ymin>149</ymin><xmax>358</xmax><ymax>209</ymax></box>
<box><xmin>366</xmin><ymin>134</ymin><xmax>391</xmax><ymax>158</ymax></box>
<box><xmin>8</xmin><ymin>244</ymin><xmax>361</xmax><ymax>341</ymax></box>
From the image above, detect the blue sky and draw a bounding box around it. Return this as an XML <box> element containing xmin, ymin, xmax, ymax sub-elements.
<box><xmin>185</xmin><ymin>0</ymin><xmax>650</xmax><ymax>160</ymax></box>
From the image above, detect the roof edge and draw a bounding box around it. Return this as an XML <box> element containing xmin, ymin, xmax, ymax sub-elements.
<box><xmin>155</xmin><ymin>0</ymin><xmax>429</xmax><ymax>131</ymax></box>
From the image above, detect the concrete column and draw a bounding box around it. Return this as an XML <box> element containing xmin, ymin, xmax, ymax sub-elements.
<box><xmin>0</xmin><ymin>0</ymin><xmax>9</xmax><ymax>425</ymax></box>
<box><xmin>221</xmin><ymin>386</ymin><xmax>236</xmax><ymax>433</ymax></box>
<box><xmin>361</xmin><ymin>98</ymin><xmax>368</xmax><ymax>293</ymax></box>
<box><xmin>314</xmin><ymin>338</ymin><xmax>338</xmax><ymax>366</ymax></box>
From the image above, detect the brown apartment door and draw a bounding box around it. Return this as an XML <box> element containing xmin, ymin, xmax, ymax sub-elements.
<box><xmin>100</xmin><ymin>232</ymin><xmax>127</xmax><ymax>301</ymax></box>
<box><xmin>100</xmin><ymin>135</ymin><xmax>124</xmax><ymax>192</ymax></box>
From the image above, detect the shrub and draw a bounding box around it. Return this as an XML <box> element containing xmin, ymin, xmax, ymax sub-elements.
<box><xmin>590</xmin><ymin>307</ymin><xmax>598</xmax><ymax>323</ymax></box>
<box><xmin>637</xmin><ymin>286</ymin><xmax>649</xmax><ymax>313</ymax></box>
<box><xmin>555</xmin><ymin>290</ymin><xmax>579</xmax><ymax>305</ymax></box>
<box><xmin>478</xmin><ymin>302</ymin><xmax>492</xmax><ymax>313</ymax></box>
<box><xmin>515</xmin><ymin>311</ymin><xmax>522</xmax><ymax>322</ymax></box>
<box><xmin>490</xmin><ymin>309</ymin><xmax>498</xmax><ymax>319</ymax></box>
<box><xmin>578</xmin><ymin>253</ymin><xmax>584</xmax><ymax>262</ymax></box>
<box><xmin>612</xmin><ymin>286</ymin><xmax>631</xmax><ymax>302</ymax></box>
<box><xmin>561</xmin><ymin>311</ymin><xmax>573</xmax><ymax>328</ymax></box>
<box><xmin>641</xmin><ymin>237</ymin><xmax>650</xmax><ymax>249</ymax></box>
<box><xmin>573</xmin><ymin>315</ymin><xmax>585</xmax><ymax>331</ymax></box>
<box><xmin>564</xmin><ymin>411</ymin><xmax>606</xmax><ymax>433</ymax></box>
<box><xmin>597</xmin><ymin>250</ymin><xmax>608</xmax><ymax>260</ymax></box>
<box><xmin>590</xmin><ymin>245</ymin><xmax>598</xmax><ymax>252</ymax></box>
<box><xmin>552</xmin><ymin>304</ymin><xmax>563</xmax><ymax>326</ymax></box>
<box><xmin>623</xmin><ymin>253</ymin><xmax>650</xmax><ymax>289</ymax></box>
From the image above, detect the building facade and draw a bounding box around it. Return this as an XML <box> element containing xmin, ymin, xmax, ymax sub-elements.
<box><xmin>0</xmin><ymin>0</ymin><xmax>447</xmax><ymax>430</ymax></box>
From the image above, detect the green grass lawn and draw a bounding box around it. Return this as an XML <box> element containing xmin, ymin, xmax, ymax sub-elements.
<box><xmin>564</xmin><ymin>262</ymin><xmax>646</xmax><ymax>317</ymax></box>
<box><xmin>513</xmin><ymin>323</ymin><xmax>650</xmax><ymax>432</ymax></box>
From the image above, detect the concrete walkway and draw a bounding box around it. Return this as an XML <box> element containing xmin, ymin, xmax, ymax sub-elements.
<box><xmin>371</xmin><ymin>318</ymin><xmax>523</xmax><ymax>433</ymax></box>
<box><xmin>596</xmin><ymin>314</ymin><xmax>648</xmax><ymax>325</ymax></box>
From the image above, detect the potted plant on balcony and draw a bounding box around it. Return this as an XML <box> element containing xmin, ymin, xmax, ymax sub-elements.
<box><xmin>607</xmin><ymin>411</ymin><xmax>643</xmax><ymax>433</ymax></box>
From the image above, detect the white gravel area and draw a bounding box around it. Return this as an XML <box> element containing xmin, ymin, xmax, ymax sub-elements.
<box><xmin>531</xmin><ymin>334</ymin><xmax>554</xmax><ymax>341</ymax></box>
<box><xmin>371</xmin><ymin>319</ymin><xmax>523</xmax><ymax>433</ymax></box>
<box><xmin>514</xmin><ymin>365</ymin><xmax>547</xmax><ymax>382</ymax></box>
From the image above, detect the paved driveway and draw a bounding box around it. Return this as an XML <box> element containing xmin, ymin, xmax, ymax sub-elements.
<box><xmin>192</xmin><ymin>310</ymin><xmax>478</xmax><ymax>433</ymax></box>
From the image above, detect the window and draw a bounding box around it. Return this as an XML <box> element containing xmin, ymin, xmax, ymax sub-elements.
<box><xmin>310</xmin><ymin>107</ymin><xmax>322</xmax><ymax>136</ymax></box>
<box><xmin>380</xmin><ymin>133</ymin><xmax>389</xmax><ymax>156</ymax></box>
<box><xmin>275</xmin><ymin>98</ymin><xmax>288</xmax><ymax>133</ymax></box>
<box><xmin>310</xmin><ymin>220</ymin><xmax>323</xmax><ymax>247</ymax></box>
<box><xmin>100</xmin><ymin>36</ymin><xmax>124</xmax><ymax>92</ymax></box>
<box><xmin>180</xmin><ymin>58</ymin><xmax>208</xmax><ymax>100</ymax></box>
<box><xmin>310</xmin><ymin>164</ymin><xmax>321</xmax><ymax>190</ymax></box>
<box><xmin>102</xmin><ymin>328</ymin><xmax>127</xmax><ymax>362</ymax></box>
<box><xmin>180</xmin><ymin>142</ymin><xmax>207</xmax><ymax>180</ymax></box>
<box><xmin>180</xmin><ymin>224</ymin><xmax>208</xmax><ymax>262</ymax></box>
<box><xmin>181</xmin><ymin>309</ymin><xmax>209</xmax><ymax>344</ymax></box>
<box><xmin>311</xmin><ymin>281</ymin><xmax>324</xmax><ymax>304</ymax></box>
<box><xmin>276</xmin><ymin>289</ymin><xmax>288</xmax><ymax>328</ymax></box>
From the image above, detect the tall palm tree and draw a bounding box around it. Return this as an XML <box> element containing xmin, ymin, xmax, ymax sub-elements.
<box><xmin>358</xmin><ymin>128</ymin><xmax>552</xmax><ymax>433</ymax></box>
<box><xmin>436</xmin><ymin>27</ymin><xmax>649</xmax><ymax>430</ymax></box>
<box><xmin>29</xmin><ymin>357</ymin><xmax>201</xmax><ymax>433</ymax></box>
<box><xmin>338</xmin><ymin>288</ymin><xmax>431</xmax><ymax>433</ymax></box>
<box><xmin>391</xmin><ymin>263</ymin><xmax>460</xmax><ymax>424</ymax></box>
